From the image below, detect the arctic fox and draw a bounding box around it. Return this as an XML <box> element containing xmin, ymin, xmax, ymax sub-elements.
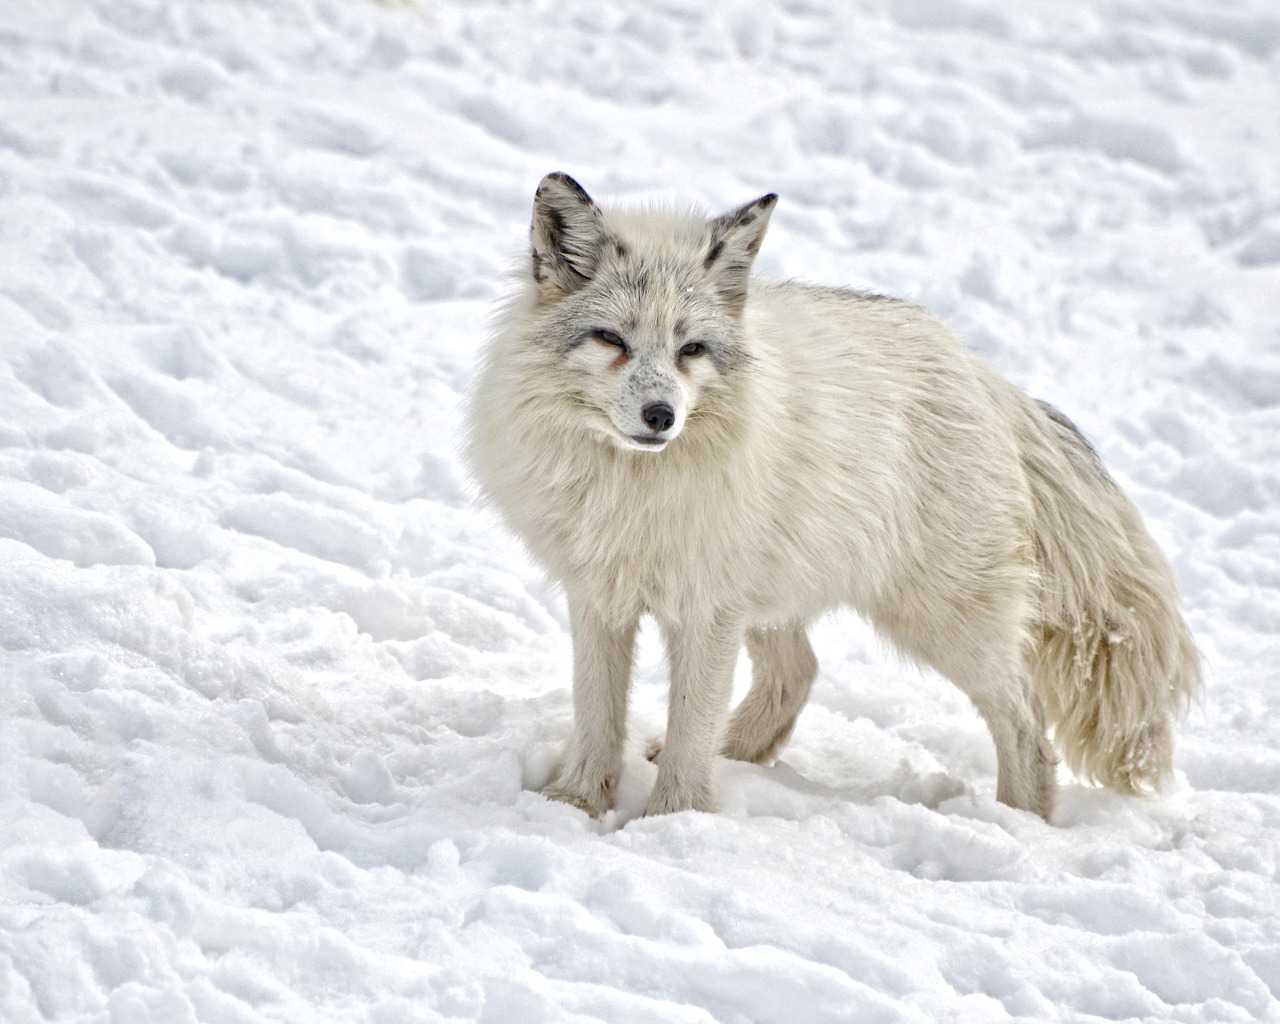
<box><xmin>466</xmin><ymin>172</ymin><xmax>1200</xmax><ymax>821</ymax></box>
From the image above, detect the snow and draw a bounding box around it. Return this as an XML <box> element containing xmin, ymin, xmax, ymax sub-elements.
<box><xmin>1</xmin><ymin>0</ymin><xmax>1278</xmax><ymax>1020</ymax></box>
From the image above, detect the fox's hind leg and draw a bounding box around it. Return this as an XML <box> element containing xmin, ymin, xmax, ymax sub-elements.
<box><xmin>722</xmin><ymin>624</ymin><xmax>818</xmax><ymax>764</ymax></box>
<box><xmin>965</xmin><ymin>674</ymin><xmax>1058</xmax><ymax>819</ymax></box>
<box><xmin>932</xmin><ymin>636</ymin><xmax>1057</xmax><ymax>819</ymax></box>
<box><xmin>880</xmin><ymin>588</ymin><xmax>1058</xmax><ymax>819</ymax></box>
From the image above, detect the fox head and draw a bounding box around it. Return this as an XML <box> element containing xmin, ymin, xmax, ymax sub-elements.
<box><xmin>526</xmin><ymin>173</ymin><xmax>776</xmax><ymax>452</ymax></box>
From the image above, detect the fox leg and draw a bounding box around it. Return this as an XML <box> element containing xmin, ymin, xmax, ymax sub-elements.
<box><xmin>543</xmin><ymin>597</ymin><xmax>638</xmax><ymax>817</ymax></box>
<box><xmin>941</xmin><ymin>641</ymin><xmax>1057</xmax><ymax>819</ymax></box>
<box><xmin>722</xmin><ymin>624</ymin><xmax>817</xmax><ymax>764</ymax></box>
<box><xmin>645</xmin><ymin>612</ymin><xmax>742</xmax><ymax>816</ymax></box>
<box><xmin>966</xmin><ymin>675</ymin><xmax>1058</xmax><ymax>820</ymax></box>
<box><xmin>877</xmin><ymin>582</ymin><xmax>1057</xmax><ymax>819</ymax></box>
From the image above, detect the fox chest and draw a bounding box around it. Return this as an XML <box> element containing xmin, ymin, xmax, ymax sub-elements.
<box><xmin>527</xmin><ymin>464</ymin><xmax>757</xmax><ymax>619</ymax></box>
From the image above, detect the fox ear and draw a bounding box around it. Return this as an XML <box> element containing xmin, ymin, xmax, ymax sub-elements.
<box><xmin>705</xmin><ymin>193</ymin><xmax>777</xmax><ymax>314</ymax></box>
<box><xmin>530</xmin><ymin>173</ymin><xmax>609</xmax><ymax>299</ymax></box>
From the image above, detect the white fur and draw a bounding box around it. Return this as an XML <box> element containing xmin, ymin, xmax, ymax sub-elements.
<box><xmin>466</xmin><ymin>173</ymin><xmax>1201</xmax><ymax>821</ymax></box>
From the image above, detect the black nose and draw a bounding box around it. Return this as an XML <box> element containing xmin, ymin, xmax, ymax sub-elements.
<box><xmin>642</xmin><ymin>402</ymin><xmax>676</xmax><ymax>433</ymax></box>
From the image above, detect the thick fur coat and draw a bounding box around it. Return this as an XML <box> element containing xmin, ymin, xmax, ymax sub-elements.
<box><xmin>466</xmin><ymin>173</ymin><xmax>1201</xmax><ymax>821</ymax></box>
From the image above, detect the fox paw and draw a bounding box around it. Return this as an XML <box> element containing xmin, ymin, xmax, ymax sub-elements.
<box><xmin>643</xmin><ymin>774</ymin><xmax>717</xmax><ymax>817</ymax></box>
<box><xmin>542</xmin><ymin>773</ymin><xmax>615</xmax><ymax>818</ymax></box>
<box><xmin>720</xmin><ymin>727</ymin><xmax>786</xmax><ymax>765</ymax></box>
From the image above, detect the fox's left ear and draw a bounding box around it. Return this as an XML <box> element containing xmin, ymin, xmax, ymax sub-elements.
<box><xmin>705</xmin><ymin>193</ymin><xmax>778</xmax><ymax>315</ymax></box>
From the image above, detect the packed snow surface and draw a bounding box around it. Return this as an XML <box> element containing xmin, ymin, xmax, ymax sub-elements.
<box><xmin>2</xmin><ymin>0</ymin><xmax>1279</xmax><ymax>1020</ymax></box>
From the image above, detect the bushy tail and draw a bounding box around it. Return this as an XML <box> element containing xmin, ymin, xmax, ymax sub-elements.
<box><xmin>1023</xmin><ymin>401</ymin><xmax>1201</xmax><ymax>794</ymax></box>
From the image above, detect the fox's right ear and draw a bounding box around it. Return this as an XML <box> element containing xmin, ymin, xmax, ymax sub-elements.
<box><xmin>530</xmin><ymin>173</ymin><xmax>609</xmax><ymax>300</ymax></box>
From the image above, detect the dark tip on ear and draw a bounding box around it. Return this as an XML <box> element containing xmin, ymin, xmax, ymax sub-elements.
<box><xmin>706</xmin><ymin>192</ymin><xmax>778</xmax><ymax>267</ymax></box>
<box><xmin>537</xmin><ymin>172</ymin><xmax>594</xmax><ymax>206</ymax></box>
<box><xmin>713</xmin><ymin>192</ymin><xmax>778</xmax><ymax>231</ymax></box>
<box><xmin>745</xmin><ymin>193</ymin><xmax>779</xmax><ymax>219</ymax></box>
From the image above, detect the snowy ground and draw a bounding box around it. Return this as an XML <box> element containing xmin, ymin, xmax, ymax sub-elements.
<box><xmin>2</xmin><ymin>0</ymin><xmax>1279</xmax><ymax>1020</ymax></box>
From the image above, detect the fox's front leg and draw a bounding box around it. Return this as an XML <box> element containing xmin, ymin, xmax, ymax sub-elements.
<box><xmin>646</xmin><ymin>614</ymin><xmax>741</xmax><ymax>816</ymax></box>
<box><xmin>542</xmin><ymin>598</ymin><xmax>638</xmax><ymax>817</ymax></box>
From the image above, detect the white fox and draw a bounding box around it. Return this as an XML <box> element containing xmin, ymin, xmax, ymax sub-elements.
<box><xmin>466</xmin><ymin>173</ymin><xmax>1201</xmax><ymax>821</ymax></box>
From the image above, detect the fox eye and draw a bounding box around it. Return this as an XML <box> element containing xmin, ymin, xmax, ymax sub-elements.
<box><xmin>679</xmin><ymin>341</ymin><xmax>707</xmax><ymax>358</ymax></box>
<box><xmin>592</xmin><ymin>329</ymin><xmax>627</xmax><ymax>350</ymax></box>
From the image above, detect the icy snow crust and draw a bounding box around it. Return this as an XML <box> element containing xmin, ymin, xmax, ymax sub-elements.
<box><xmin>1</xmin><ymin>0</ymin><xmax>1278</xmax><ymax>1020</ymax></box>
